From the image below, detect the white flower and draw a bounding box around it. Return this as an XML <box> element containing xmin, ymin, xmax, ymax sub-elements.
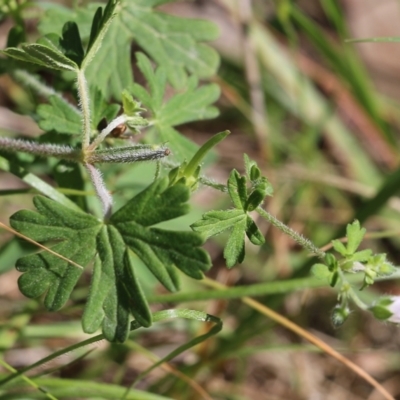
<box><xmin>387</xmin><ymin>296</ymin><xmax>400</xmax><ymax>323</ymax></box>
<box><xmin>351</xmin><ymin>261</ymin><xmax>365</xmax><ymax>272</ymax></box>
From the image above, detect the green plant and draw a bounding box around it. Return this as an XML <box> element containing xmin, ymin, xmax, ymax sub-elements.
<box><xmin>1</xmin><ymin>1</ymin><xmax>400</xmax><ymax>399</ymax></box>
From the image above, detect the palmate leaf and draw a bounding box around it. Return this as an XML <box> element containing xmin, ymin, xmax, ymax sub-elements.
<box><xmin>9</xmin><ymin>178</ymin><xmax>210</xmax><ymax>342</ymax></box>
<box><xmin>10</xmin><ymin>197</ymin><xmax>101</xmax><ymax>310</ymax></box>
<box><xmin>130</xmin><ymin>53</ymin><xmax>220</xmax><ymax>161</ymax></box>
<box><xmin>110</xmin><ymin>178</ymin><xmax>211</xmax><ymax>288</ymax></box>
<box><xmin>3</xmin><ymin>1</ymin><xmax>117</xmax><ymax>72</ymax></box>
<box><xmin>38</xmin><ymin>0</ymin><xmax>220</xmax><ymax>98</ymax></box>
<box><xmin>82</xmin><ymin>0</ymin><xmax>118</xmax><ymax>70</ymax></box>
<box><xmin>192</xmin><ymin>156</ymin><xmax>272</xmax><ymax>268</ymax></box>
<box><xmin>121</xmin><ymin>0</ymin><xmax>219</xmax><ymax>89</ymax></box>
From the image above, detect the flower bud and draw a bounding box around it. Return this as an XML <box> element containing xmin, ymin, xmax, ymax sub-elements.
<box><xmin>369</xmin><ymin>296</ymin><xmax>400</xmax><ymax>323</ymax></box>
<box><xmin>331</xmin><ymin>305</ymin><xmax>351</xmax><ymax>327</ymax></box>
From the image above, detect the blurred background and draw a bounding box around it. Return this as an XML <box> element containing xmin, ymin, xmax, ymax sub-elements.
<box><xmin>2</xmin><ymin>0</ymin><xmax>400</xmax><ymax>399</ymax></box>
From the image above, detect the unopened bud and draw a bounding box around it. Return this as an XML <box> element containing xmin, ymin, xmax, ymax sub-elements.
<box><xmin>331</xmin><ymin>305</ymin><xmax>351</xmax><ymax>327</ymax></box>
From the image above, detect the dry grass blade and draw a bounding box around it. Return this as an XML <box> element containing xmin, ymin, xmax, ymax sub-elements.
<box><xmin>0</xmin><ymin>221</ymin><xmax>84</xmax><ymax>270</ymax></box>
<box><xmin>126</xmin><ymin>341</ymin><xmax>213</xmax><ymax>400</ymax></box>
<box><xmin>202</xmin><ymin>277</ymin><xmax>395</xmax><ymax>400</ymax></box>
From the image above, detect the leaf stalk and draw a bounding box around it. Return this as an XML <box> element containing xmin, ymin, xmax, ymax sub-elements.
<box><xmin>256</xmin><ymin>206</ymin><xmax>326</xmax><ymax>259</ymax></box>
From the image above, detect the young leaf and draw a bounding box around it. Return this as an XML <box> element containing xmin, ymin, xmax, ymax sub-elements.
<box><xmin>192</xmin><ymin>166</ymin><xmax>267</xmax><ymax>267</ymax></box>
<box><xmin>311</xmin><ymin>263</ymin><xmax>332</xmax><ymax>282</ymax></box>
<box><xmin>224</xmin><ymin>219</ymin><xmax>247</xmax><ymax>268</ymax></box>
<box><xmin>227</xmin><ymin>170</ymin><xmax>247</xmax><ymax>210</ymax></box>
<box><xmin>9</xmin><ymin>196</ymin><xmax>101</xmax><ymax>311</ymax></box>
<box><xmin>191</xmin><ymin>209</ymin><xmax>246</xmax><ymax>238</ymax></box>
<box><xmin>121</xmin><ymin>89</ymin><xmax>145</xmax><ymax>117</ymax></box>
<box><xmin>332</xmin><ymin>239</ymin><xmax>347</xmax><ymax>256</ymax></box>
<box><xmin>82</xmin><ymin>0</ymin><xmax>119</xmax><ymax>70</ymax></box>
<box><xmin>246</xmin><ymin>216</ymin><xmax>264</xmax><ymax>245</ymax></box>
<box><xmin>169</xmin><ymin>130</ymin><xmax>230</xmax><ymax>189</ymax></box>
<box><xmin>346</xmin><ymin>220</ymin><xmax>366</xmax><ymax>254</ymax></box>
<box><xmin>37</xmin><ymin>89</ymin><xmax>119</xmax><ymax>135</ymax></box>
<box><xmin>332</xmin><ymin>220</ymin><xmax>367</xmax><ymax>258</ymax></box>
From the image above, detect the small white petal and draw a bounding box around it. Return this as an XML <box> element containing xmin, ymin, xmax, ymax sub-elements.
<box><xmin>388</xmin><ymin>296</ymin><xmax>400</xmax><ymax>323</ymax></box>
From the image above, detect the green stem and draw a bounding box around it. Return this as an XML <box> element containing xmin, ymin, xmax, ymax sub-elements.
<box><xmin>148</xmin><ymin>276</ymin><xmax>327</xmax><ymax>303</ymax></box>
<box><xmin>0</xmin><ymin>358</ymin><xmax>58</xmax><ymax>400</ymax></box>
<box><xmin>256</xmin><ymin>206</ymin><xmax>326</xmax><ymax>259</ymax></box>
<box><xmin>198</xmin><ymin>176</ymin><xmax>228</xmax><ymax>192</ymax></box>
<box><xmin>12</xmin><ymin>70</ymin><xmax>80</xmax><ymax>119</ymax></box>
<box><xmin>84</xmin><ymin>163</ymin><xmax>112</xmax><ymax>218</ymax></box>
<box><xmin>338</xmin><ymin>271</ymin><xmax>369</xmax><ymax>310</ymax></box>
<box><xmin>76</xmin><ymin>69</ymin><xmax>92</xmax><ymax>148</ymax></box>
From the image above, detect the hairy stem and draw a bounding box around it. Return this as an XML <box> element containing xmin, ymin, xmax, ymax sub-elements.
<box><xmin>0</xmin><ymin>137</ymin><xmax>80</xmax><ymax>162</ymax></box>
<box><xmin>76</xmin><ymin>69</ymin><xmax>92</xmax><ymax>148</ymax></box>
<box><xmin>13</xmin><ymin>69</ymin><xmax>58</xmax><ymax>99</ymax></box>
<box><xmin>198</xmin><ymin>176</ymin><xmax>228</xmax><ymax>193</ymax></box>
<box><xmin>12</xmin><ymin>70</ymin><xmax>80</xmax><ymax>117</ymax></box>
<box><xmin>86</xmin><ymin>145</ymin><xmax>170</xmax><ymax>164</ymax></box>
<box><xmin>256</xmin><ymin>206</ymin><xmax>326</xmax><ymax>259</ymax></box>
<box><xmin>84</xmin><ymin>163</ymin><xmax>112</xmax><ymax>219</ymax></box>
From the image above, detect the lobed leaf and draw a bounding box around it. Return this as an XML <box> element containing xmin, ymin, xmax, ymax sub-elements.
<box><xmin>332</xmin><ymin>239</ymin><xmax>347</xmax><ymax>256</ymax></box>
<box><xmin>82</xmin><ymin>0</ymin><xmax>119</xmax><ymax>70</ymax></box>
<box><xmin>83</xmin><ymin>226</ymin><xmax>151</xmax><ymax>342</ymax></box>
<box><xmin>122</xmin><ymin>1</ymin><xmax>219</xmax><ymax>89</ymax></box>
<box><xmin>130</xmin><ymin>53</ymin><xmax>220</xmax><ymax>161</ymax></box>
<box><xmin>192</xmin><ymin>156</ymin><xmax>270</xmax><ymax>267</ymax></box>
<box><xmin>23</xmin><ymin>43</ymin><xmax>78</xmax><ymax>71</ymax></box>
<box><xmin>111</xmin><ymin>177</ymin><xmax>190</xmax><ymax>226</ymax></box>
<box><xmin>227</xmin><ymin>170</ymin><xmax>247</xmax><ymax>210</ymax></box>
<box><xmin>10</xmin><ymin>196</ymin><xmax>101</xmax><ymax>310</ymax></box>
<box><xmin>191</xmin><ymin>209</ymin><xmax>245</xmax><ymax>238</ymax></box>
<box><xmin>346</xmin><ymin>220</ymin><xmax>366</xmax><ymax>255</ymax></box>
<box><xmin>37</xmin><ymin>95</ymin><xmax>82</xmax><ymax>135</ymax></box>
<box><xmin>224</xmin><ymin>218</ymin><xmax>247</xmax><ymax>268</ymax></box>
<box><xmin>156</xmin><ymin>76</ymin><xmax>220</xmax><ymax>127</ymax></box>
<box><xmin>112</xmin><ymin>178</ymin><xmax>211</xmax><ymax>291</ymax></box>
<box><xmin>38</xmin><ymin>1</ymin><xmax>220</xmax><ymax>97</ymax></box>
<box><xmin>245</xmin><ymin>216</ymin><xmax>265</xmax><ymax>245</ymax></box>
<box><xmin>10</xmin><ymin>178</ymin><xmax>211</xmax><ymax>341</ymax></box>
